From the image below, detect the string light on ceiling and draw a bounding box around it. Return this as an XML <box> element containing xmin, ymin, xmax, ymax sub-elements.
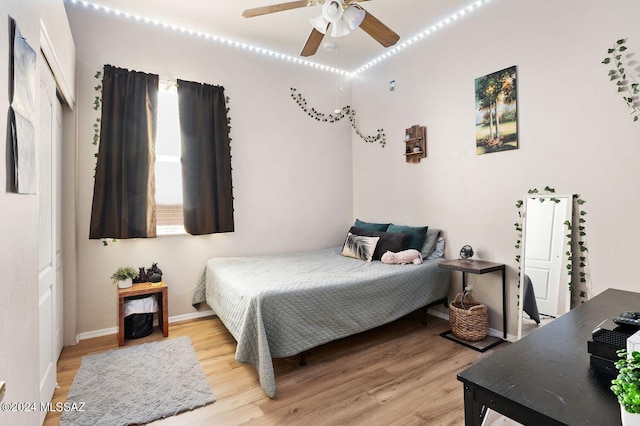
<box><xmin>66</xmin><ymin>0</ymin><xmax>351</xmax><ymax>76</ymax></box>
<box><xmin>65</xmin><ymin>0</ymin><xmax>494</xmax><ymax>77</ymax></box>
<box><xmin>352</xmin><ymin>0</ymin><xmax>493</xmax><ymax>75</ymax></box>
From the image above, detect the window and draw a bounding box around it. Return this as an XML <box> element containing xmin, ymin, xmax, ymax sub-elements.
<box><xmin>155</xmin><ymin>82</ymin><xmax>185</xmax><ymax>235</ymax></box>
<box><xmin>90</xmin><ymin>66</ymin><xmax>234</xmax><ymax>239</ymax></box>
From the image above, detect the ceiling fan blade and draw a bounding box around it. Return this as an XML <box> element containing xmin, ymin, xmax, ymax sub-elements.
<box><xmin>300</xmin><ymin>27</ymin><xmax>326</xmax><ymax>57</ymax></box>
<box><xmin>242</xmin><ymin>1</ymin><xmax>312</xmax><ymax>18</ymax></box>
<box><xmin>359</xmin><ymin>9</ymin><xmax>400</xmax><ymax>47</ymax></box>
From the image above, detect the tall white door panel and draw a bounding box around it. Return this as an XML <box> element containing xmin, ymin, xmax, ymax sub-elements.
<box><xmin>39</xmin><ymin>56</ymin><xmax>62</xmax><ymax>424</ymax></box>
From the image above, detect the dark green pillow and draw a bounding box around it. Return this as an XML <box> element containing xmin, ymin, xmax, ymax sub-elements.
<box><xmin>353</xmin><ymin>219</ymin><xmax>390</xmax><ymax>232</ymax></box>
<box><xmin>387</xmin><ymin>224</ymin><xmax>428</xmax><ymax>251</ymax></box>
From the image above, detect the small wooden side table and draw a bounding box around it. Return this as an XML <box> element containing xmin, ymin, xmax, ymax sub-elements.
<box><xmin>438</xmin><ymin>259</ymin><xmax>507</xmax><ymax>347</ymax></box>
<box><xmin>118</xmin><ymin>282</ymin><xmax>168</xmax><ymax>346</ymax></box>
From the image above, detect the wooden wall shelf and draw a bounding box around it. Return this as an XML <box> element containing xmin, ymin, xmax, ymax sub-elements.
<box><xmin>404</xmin><ymin>125</ymin><xmax>426</xmax><ymax>163</ymax></box>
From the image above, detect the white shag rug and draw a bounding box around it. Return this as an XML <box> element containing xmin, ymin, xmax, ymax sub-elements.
<box><xmin>61</xmin><ymin>336</ymin><xmax>215</xmax><ymax>425</ymax></box>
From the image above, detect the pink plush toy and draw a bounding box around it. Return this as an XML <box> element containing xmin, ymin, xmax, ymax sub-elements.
<box><xmin>381</xmin><ymin>249</ymin><xmax>423</xmax><ymax>265</ymax></box>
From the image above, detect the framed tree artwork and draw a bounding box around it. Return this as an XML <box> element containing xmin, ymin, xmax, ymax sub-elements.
<box><xmin>475</xmin><ymin>65</ymin><xmax>518</xmax><ymax>155</ymax></box>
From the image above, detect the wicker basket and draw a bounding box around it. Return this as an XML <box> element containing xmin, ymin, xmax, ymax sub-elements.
<box><xmin>449</xmin><ymin>293</ymin><xmax>489</xmax><ymax>342</ymax></box>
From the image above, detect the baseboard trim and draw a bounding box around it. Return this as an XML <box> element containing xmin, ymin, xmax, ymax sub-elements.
<box><xmin>168</xmin><ymin>310</ymin><xmax>215</xmax><ymax>324</ymax></box>
<box><xmin>427</xmin><ymin>308</ymin><xmax>449</xmax><ymax>321</ymax></box>
<box><xmin>75</xmin><ymin>310</ymin><xmax>215</xmax><ymax>343</ymax></box>
<box><xmin>76</xmin><ymin>327</ymin><xmax>118</xmax><ymax>342</ymax></box>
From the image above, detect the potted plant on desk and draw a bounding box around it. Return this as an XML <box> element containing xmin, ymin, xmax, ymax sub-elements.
<box><xmin>111</xmin><ymin>266</ymin><xmax>139</xmax><ymax>289</ymax></box>
<box><xmin>612</xmin><ymin>350</ymin><xmax>640</xmax><ymax>425</ymax></box>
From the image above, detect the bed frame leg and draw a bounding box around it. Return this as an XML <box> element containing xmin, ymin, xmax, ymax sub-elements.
<box><xmin>420</xmin><ymin>297</ymin><xmax>449</xmax><ymax>326</ymax></box>
<box><xmin>299</xmin><ymin>352</ymin><xmax>307</xmax><ymax>366</ymax></box>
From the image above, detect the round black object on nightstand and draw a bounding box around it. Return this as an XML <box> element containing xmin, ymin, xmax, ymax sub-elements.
<box><xmin>459</xmin><ymin>245</ymin><xmax>474</xmax><ymax>261</ymax></box>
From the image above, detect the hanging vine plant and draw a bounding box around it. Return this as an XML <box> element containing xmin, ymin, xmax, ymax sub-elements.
<box><xmin>93</xmin><ymin>71</ymin><xmax>102</xmax><ymax>145</ymax></box>
<box><xmin>514</xmin><ymin>186</ymin><xmax>589</xmax><ymax>308</ymax></box>
<box><xmin>290</xmin><ymin>87</ymin><xmax>386</xmax><ymax>147</ymax></box>
<box><xmin>602</xmin><ymin>38</ymin><xmax>639</xmax><ymax>123</ymax></box>
<box><xmin>91</xmin><ymin>70</ymin><xmax>115</xmax><ymax>246</ymax></box>
<box><xmin>567</xmin><ymin>194</ymin><xmax>589</xmax><ymax>305</ymax></box>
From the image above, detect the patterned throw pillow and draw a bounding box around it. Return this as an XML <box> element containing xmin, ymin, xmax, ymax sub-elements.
<box><xmin>341</xmin><ymin>232</ymin><xmax>380</xmax><ymax>262</ymax></box>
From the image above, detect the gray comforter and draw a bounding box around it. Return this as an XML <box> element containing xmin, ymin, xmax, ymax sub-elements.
<box><xmin>192</xmin><ymin>246</ymin><xmax>451</xmax><ymax>397</ymax></box>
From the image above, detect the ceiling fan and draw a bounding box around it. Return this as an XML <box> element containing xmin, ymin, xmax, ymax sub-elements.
<box><xmin>242</xmin><ymin>0</ymin><xmax>400</xmax><ymax>57</ymax></box>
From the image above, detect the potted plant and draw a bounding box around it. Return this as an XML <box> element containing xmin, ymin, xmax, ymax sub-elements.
<box><xmin>111</xmin><ymin>266</ymin><xmax>139</xmax><ymax>289</ymax></box>
<box><xmin>611</xmin><ymin>349</ymin><xmax>640</xmax><ymax>425</ymax></box>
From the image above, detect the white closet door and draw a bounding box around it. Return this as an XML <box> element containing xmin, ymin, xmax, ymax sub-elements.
<box><xmin>39</xmin><ymin>56</ymin><xmax>62</xmax><ymax>423</ymax></box>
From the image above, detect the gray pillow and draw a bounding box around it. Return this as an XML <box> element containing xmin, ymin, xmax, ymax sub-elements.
<box><xmin>426</xmin><ymin>237</ymin><xmax>445</xmax><ymax>260</ymax></box>
<box><xmin>421</xmin><ymin>228</ymin><xmax>441</xmax><ymax>257</ymax></box>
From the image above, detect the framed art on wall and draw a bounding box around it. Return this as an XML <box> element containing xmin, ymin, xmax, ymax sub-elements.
<box><xmin>475</xmin><ymin>65</ymin><xmax>518</xmax><ymax>155</ymax></box>
<box><xmin>9</xmin><ymin>17</ymin><xmax>38</xmax><ymax>194</ymax></box>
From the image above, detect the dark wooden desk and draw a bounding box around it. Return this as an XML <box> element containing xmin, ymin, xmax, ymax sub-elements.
<box><xmin>438</xmin><ymin>259</ymin><xmax>506</xmax><ymax>339</ymax></box>
<box><xmin>458</xmin><ymin>288</ymin><xmax>631</xmax><ymax>425</ymax></box>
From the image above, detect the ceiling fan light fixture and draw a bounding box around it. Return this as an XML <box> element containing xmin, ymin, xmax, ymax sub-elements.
<box><xmin>330</xmin><ymin>18</ymin><xmax>350</xmax><ymax>37</ymax></box>
<box><xmin>321</xmin><ymin>0</ymin><xmax>344</xmax><ymax>23</ymax></box>
<box><xmin>342</xmin><ymin>5</ymin><xmax>365</xmax><ymax>30</ymax></box>
<box><xmin>309</xmin><ymin>14</ymin><xmax>329</xmax><ymax>34</ymax></box>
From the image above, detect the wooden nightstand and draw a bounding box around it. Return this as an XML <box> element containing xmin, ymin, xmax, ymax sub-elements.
<box><xmin>118</xmin><ymin>282</ymin><xmax>168</xmax><ymax>346</ymax></box>
<box><xmin>438</xmin><ymin>259</ymin><xmax>507</xmax><ymax>348</ymax></box>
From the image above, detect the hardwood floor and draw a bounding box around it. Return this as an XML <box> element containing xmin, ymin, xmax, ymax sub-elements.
<box><xmin>44</xmin><ymin>312</ymin><xmax>507</xmax><ymax>425</ymax></box>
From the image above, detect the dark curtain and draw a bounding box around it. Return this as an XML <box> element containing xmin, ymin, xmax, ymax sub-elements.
<box><xmin>177</xmin><ymin>79</ymin><xmax>234</xmax><ymax>235</ymax></box>
<box><xmin>89</xmin><ymin>65</ymin><xmax>159</xmax><ymax>239</ymax></box>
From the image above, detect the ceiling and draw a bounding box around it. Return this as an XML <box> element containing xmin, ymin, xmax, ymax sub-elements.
<box><xmin>70</xmin><ymin>0</ymin><xmax>486</xmax><ymax>72</ymax></box>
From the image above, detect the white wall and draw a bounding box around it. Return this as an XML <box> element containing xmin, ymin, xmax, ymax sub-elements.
<box><xmin>66</xmin><ymin>0</ymin><xmax>640</xmax><ymax>339</ymax></box>
<box><xmin>351</xmin><ymin>0</ymin><xmax>640</xmax><ymax>336</ymax></box>
<box><xmin>0</xmin><ymin>4</ymin><xmax>39</xmax><ymax>422</ymax></box>
<box><xmin>65</xmin><ymin>5</ymin><xmax>354</xmax><ymax>335</ymax></box>
<box><xmin>0</xmin><ymin>0</ymin><xmax>75</xmax><ymax>423</ymax></box>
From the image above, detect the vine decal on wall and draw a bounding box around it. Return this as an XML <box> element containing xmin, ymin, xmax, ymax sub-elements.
<box><xmin>566</xmin><ymin>194</ymin><xmax>589</xmax><ymax>305</ymax></box>
<box><xmin>514</xmin><ymin>186</ymin><xmax>589</xmax><ymax>308</ymax></box>
<box><xmin>290</xmin><ymin>88</ymin><xmax>386</xmax><ymax>147</ymax></box>
<box><xmin>602</xmin><ymin>38</ymin><xmax>639</xmax><ymax>123</ymax></box>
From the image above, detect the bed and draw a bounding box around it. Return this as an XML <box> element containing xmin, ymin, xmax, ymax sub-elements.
<box><xmin>192</xmin><ymin>234</ymin><xmax>450</xmax><ymax>398</ymax></box>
